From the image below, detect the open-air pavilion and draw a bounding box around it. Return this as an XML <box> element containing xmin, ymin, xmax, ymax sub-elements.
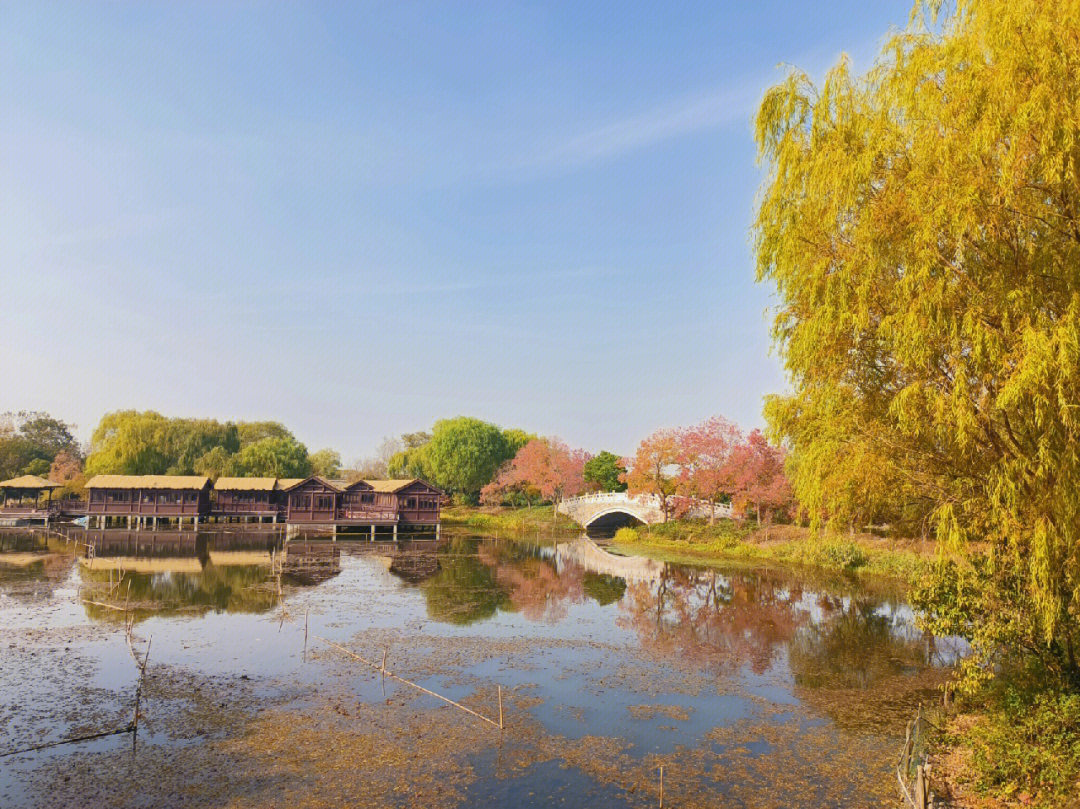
<box><xmin>0</xmin><ymin>474</ymin><xmax>61</xmax><ymax>524</ymax></box>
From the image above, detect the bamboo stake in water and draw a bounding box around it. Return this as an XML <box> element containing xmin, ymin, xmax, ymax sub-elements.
<box><xmin>315</xmin><ymin>636</ymin><xmax>501</xmax><ymax>729</ymax></box>
<box><xmin>498</xmin><ymin>685</ymin><xmax>504</xmax><ymax>730</ymax></box>
<box><xmin>303</xmin><ymin>608</ymin><xmax>309</xmax><ymax>662</ymax></box>
<box><xmin>659</xmin><ymin>766</ymin><xmax>664</xmax><ymax>808</ymax></box>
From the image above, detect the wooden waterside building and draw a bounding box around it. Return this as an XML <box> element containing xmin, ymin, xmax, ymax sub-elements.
<box><xmin>278</xmin><ymin>476</ymin><xmax>442</xmax><ymax>536</ymax></box>
<box><xmin>85</xmin><ymin>475</ymin><xmax>212</xmax><ymax>528</ymax></box>
<box><xmin>369</xmin><ymin>479</ymin><xmax>442</xmax><ymax>528</ymax></box>
<box><xmin>0</xmin><ymin>474</ymin><xmax>62</xmax><ymax>524</ymax></box>
<box><xmin>212</xmin><ymin>477</ymin><xmax>281</xmax><ymax>521</ymax></box>
<box><xmin>48</xmin><ymin>473</ymin><xmax>443</xmax><ymax>533</ymax></box>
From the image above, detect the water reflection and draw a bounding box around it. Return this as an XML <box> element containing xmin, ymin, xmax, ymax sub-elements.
<box><xmin>391</xmin><ymin>536</ymin><xmax>956</xmax><ymax>727</ymax></box>
<box><xmin>1</xmin><ymin>527</ymin><xmax>965</xmax><ymax>807</ymax></box>
<box><xmin>281</xmin><ymin>539</ymin><xmax>341</xmax><ymax>586</ymax></box>
<box><xmin>1</xmin><ymin>528</ymin><xmax>958</xmax><ymax>711</ymax></box>
<box><xmin>0</xmin><ymin>531</ymin><xmax>72</xmax><ymax>602</ymax></box>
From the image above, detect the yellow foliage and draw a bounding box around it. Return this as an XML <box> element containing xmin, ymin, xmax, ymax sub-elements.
<box><xmin>755</xmin><ymin>0</ymin><xmax>1080</xmax><ymax>661</ymax></box>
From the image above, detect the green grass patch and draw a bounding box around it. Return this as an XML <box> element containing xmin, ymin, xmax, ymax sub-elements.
<box><xmin>611</xmin><ymin>519</ymin><xmax>930</xmax><ymax>583</ymax></box>
<box><xmin>441</xmin><ymin>505</ymin><xmax>578</xmax><ymax>535</ymax></box>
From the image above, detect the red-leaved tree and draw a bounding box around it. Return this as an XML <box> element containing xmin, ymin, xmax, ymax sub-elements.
<box><xmin>729</xmin><ymin>429</ymin><xmax>791</xmax><ymax>525</ymax></box>
<box><xmin>480</xmin><ymin>438</ymin><xmax>588</xmax><ymax>510</ymax></box>
<box><xmin>621</xmin><ymin>428</ymin><xmax>682</xmax><ymax>522</ymax></box>
<box><xmin>676</xmin><ymin>416</ymin><xmax>742</xmax><ymax>523</ymax></box>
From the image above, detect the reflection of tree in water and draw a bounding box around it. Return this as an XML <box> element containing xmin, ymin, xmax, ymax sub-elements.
<box><xmin>582</xmin><ymin>572</ymin><xmax>626</xmax><ymax>606</ymax></box>
<box><xmin>479</xmin><ymin>541</ymin><xmax>584</xmax><ymax>623</ymax></box>
<box><xmin>618</xmin><ymin>564</ymin><xmax>943</xmax><ymax>703</ymax></box>
<box><xmin>790</xmin><ymin>597</ymin><xmax>930</xmax><ymax>689</ymax></box>
<box><xmin>421</xmin><ymin>539</ymin><xmax>628</xmax><ymax>626</ymax></box>
<box><xmin>0</xmin><ymin>531</ymin><xmax>76</xmax><ymax>601</ymax></box>
<box><xmin>619</xmin><ymin>566</ymin><xmax>805</xmax><ymax>676</ymax></box>
<box><xmin>787</xmin><ymin>596</ymin><xmax>945</xmax><ymax>730</ymax></box>
<box><xmin>420</xmin><ymin>539</ymin><xmax>512</xmax><ymax>625</ymax></box>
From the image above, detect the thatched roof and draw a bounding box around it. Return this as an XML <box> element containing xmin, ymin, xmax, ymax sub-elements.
<box><xmin>213</xmin><ymin>477</ymin><xmax>278</xmax><ymax>491</ymax></box>
<box><xmin>85</xmin><ymin>475</ymin><xmax>210</xmax><ymax>490</ymax></box>
<box><xmin>0</xmin><ymin>474</ymin><xmax>61</xmax><ymax>489</ymax></box>
<box><xmin>366</xmin><ymin>478</ymin><xmax>421</xmax><ymax>493</ymax></box>
<box><xmin>277</xmin><ymin>476</ymin><xmax>342</xmax><ymax>492</ymax></box>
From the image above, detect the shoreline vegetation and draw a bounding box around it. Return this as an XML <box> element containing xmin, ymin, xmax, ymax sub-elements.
<box><xmin>442</xmin><ymin>505</ymin><xmax>933</xmax><ymax>584</ymax></box>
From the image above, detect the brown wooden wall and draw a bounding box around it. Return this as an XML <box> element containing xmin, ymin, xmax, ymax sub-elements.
<box><xmin>86</xmin><ymin>485</ymin><xmax>211</xmax><ymax>517</ymax></box>
<box><xmin>213</xmin><ymin>490</ymin><xmax>279</xmax><ymax>515</ymax></box>
<box><xmin>395</xmin><ymin>481</ymin><xmax>442</xmax><ymax>526</ymax></box>
<box><xmin>284</xmin><ymin>479</ymin><xmax>339</xmax><ymax>523</ymax></box>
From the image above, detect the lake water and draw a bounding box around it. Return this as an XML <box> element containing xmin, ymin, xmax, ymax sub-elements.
<box><xmin>0</xmin><ymin>527</ymin><xmax>962</xmax><ymax>808</ymax></box>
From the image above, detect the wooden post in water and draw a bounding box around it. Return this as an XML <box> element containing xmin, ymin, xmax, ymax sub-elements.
<box><xmin>659</xmin><ymin>766</ymin><xmax>664</xmax><ymax>808</ymax></box>
<box><xmin>303</xmin><ymin>608</ymin><xmax>309</xmax><ymax>662</ymax></box>
<box><xmin>498</xmin><ymin>685</ymin><xmax>503</xmax><ymax>730</ymax></box>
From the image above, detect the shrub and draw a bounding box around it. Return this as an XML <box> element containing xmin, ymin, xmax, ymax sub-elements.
<box><xmin>613</xmin><ymin>526</ymin><xmax>639</xmax><ymax>543</ymax></box>
<box><xmin>966</xmin><ymin>689</ymin><xmax>1080</xmax><ymax>806</ymax></box>
<box><xmin>807</xmin><ymin>539</ymin><xmax>868</xmax><ymax>572</ymax></box>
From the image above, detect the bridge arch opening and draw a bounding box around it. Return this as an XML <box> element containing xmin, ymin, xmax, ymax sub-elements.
<box><xmin>584</xmin><ymin>509</ymin><xmax>645</xmax><ymax>538</ymax></box>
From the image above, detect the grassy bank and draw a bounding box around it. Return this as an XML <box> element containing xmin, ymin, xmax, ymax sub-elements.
<box><xmin>610</xmin><ymin>520</ymin><xmax>934</xmax><ymax>583</ymax></box>
<box><xmin>442</xmin><ymin>506</ymin><xmax>932</xmax><ymax>582</ymax></box>
<box><xmin>440</xmin><ymin>504</ymin><xmax>579</xmax><ymax>536</ymax></box>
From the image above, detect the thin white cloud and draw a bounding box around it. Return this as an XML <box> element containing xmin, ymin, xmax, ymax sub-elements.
<box><xmin>524</xmin><ymin>78</ymin><xmax>765</xmax><ymax>172</ymax></box>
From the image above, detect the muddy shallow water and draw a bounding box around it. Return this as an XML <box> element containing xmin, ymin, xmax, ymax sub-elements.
<box><xmin>0</xmin><ymin>527</ymin><xmax>963</xmax><ymax>808</ymax></box>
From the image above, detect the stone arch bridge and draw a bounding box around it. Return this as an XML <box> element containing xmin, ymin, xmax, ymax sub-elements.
<box><xmin>557</xmin><ymin>492</ymin><xmax>732</xmax><ymax>530</ymax></box>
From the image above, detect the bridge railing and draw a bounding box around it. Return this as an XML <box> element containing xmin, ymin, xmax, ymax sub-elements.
<box><xmin>559</xmin><ymin>491</ymin><xmax>734</xmax><ymax>519</ymax></box>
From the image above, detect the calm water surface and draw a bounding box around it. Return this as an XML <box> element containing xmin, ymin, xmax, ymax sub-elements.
<box><xmin>0</xmin><ymin>527</ymin><xmax>963</xmax><ymax>808</ymax></box>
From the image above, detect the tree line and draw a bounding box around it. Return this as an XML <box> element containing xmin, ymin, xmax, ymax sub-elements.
<box><xmin>0</xmin><ymin>410</ymin><xmax>345</xmax><ymax>492</ymax></box>
<box><xmin>3</xmin><ymin>409</ymin><xmax>791</xmax><ymax>527</ymax></box>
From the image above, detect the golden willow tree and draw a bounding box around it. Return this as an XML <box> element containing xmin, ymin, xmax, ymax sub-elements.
<box><xmin>755</xmin><ymin>0</ymin><xmax>1080</xmax><ymax>689</ymax></box>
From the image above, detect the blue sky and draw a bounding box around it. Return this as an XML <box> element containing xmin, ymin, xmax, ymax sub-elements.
<box><xmin>1</xmin><ymin>1</ymin><xmax>911</xmax><ymax>460</ymax></box>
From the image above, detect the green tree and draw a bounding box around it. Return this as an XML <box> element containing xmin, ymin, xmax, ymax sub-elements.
<box><xmin>15</xmin><ymin>413</ymin><xmax>78</xmax><ymax>458</ymax></box>
<box><xmin>502</xmin><ymin>428</ymin><xmax>536</xmax><ymax>456</ymax></box>
<box><xmin>230</xmin><ymin>436</ymin><xmax>310</xmax><ymax>478</ymax></box>
<box><xmin>387</xmin><ymin>444</ymin><xmax>433</xmax><ymax>480</ymax></box>
<box><xmin>236</xmin><ymin>421</ymin><xmax>294</xmax><ymax>447</ymax></box>
<box><xmin>85</xmin><ymin>411</ymin><xmax>174</xmax><ymax>475</ymax></box>
<box><xmin>193</xmin><ymin>446</ymin><xmax>233</xmax><ymax>480</ymax></box>
<box><xmin>583</xmin><ymin>451</ymin><xmax>628</xmax><ymax>492</ymax></box>
<box><xmin>309</xmin><ymin>448</ymin><xmax>342</xmax><ymax>478</ymax></box>
<box><xmin>167</xmin><ymin>420</ymin><xmax>240</xmax><ymax>474</ymax></box>
<box><xmin>22</xmin><ymin>457</ymin><xmax>51</xmax><ymax>476</ymax></box>
<box><xmin>423</xmin><ymin>417</ymin><xmax>514</xmax><ymax>501</ymax></box>
<box><xmin>755</xmin><ymin>0</ymin><xmax>1080</xmax><ymax>690</ymax></box>
<box><xmin>401</xmin><ymin>431</ymin><xmax>431</xmax><ymax>449</ymax></box>
<box><xmin>0</xmin><ymin>411</ymin><xmax>80</xmax><ymax>479</ymax></box>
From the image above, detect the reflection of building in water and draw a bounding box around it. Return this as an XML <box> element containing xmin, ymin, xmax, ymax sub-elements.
<box><xmin>282</xmin><ymin>539</ymin><xmax>341</xmax><ymax>585</ymax></box>
<box><xmin>554</xmin><ymin>536</ymin><xmax>664</xmax><ymax>584</ymax></box>
<box><xmin>80</xmin><ymin>529</ymin><xmax>279</xmax><ymax>572</ymax></box>
<box><xmin>81</xmin><ymin>529</ymin><xmax>203</xmax><ymax>572</ymax></box>
<box><xmin>386</xmin><ymin>547</ymin><xmax>440</xmax><ymax>583</ymax></box>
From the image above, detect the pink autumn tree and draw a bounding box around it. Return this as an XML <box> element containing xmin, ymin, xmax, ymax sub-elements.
<box><xmin>481</xmin><ymin>438</ymin><xmax>588</xmax><ymax>510</ymax></box>
<box><xmin>729</xmin><ymin>429</ymin><xmax>792</xmax><ymax>525</ymax></box>
<box><xmin>676</xmin><ymin>416</ymin><xmax>742</xmax><ymax>523</ymax></box>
